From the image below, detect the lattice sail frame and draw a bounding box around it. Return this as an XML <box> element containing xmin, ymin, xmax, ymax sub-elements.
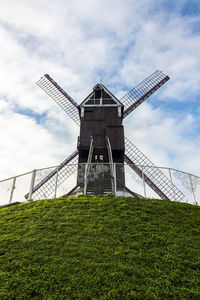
<box><xmin>124</xmin><ymin>137</ymin><xmax>185</xmax><ymax>202</ymax></box>
<box><xmin>120</xmin><ymin>70</ymin><xmax>169</xmax><ymax>118</ymax></box>
<box><xmin>36</xmin><ymin>74</ymin><xmax>80</xmax><ymax>126</ymax></box>
<box><xmin>25</xmin><ymin>151</ymin><xmax>78</xmax><ymax>200</ymax></box>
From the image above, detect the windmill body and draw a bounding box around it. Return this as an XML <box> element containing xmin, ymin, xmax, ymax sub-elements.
<box><xmin>26</xmin><ymin>71</ymin><xmax>186</xmax><ymax>202</ymax></box>
<box><xmin>77</xmin><ymin>84</ymin><xmax>125</xmax><ymax>194</ymax></box>
<box><xmin>78</xmin><ymin>83</ymin><xmax>124</xmax><ymax>164</ymax></box>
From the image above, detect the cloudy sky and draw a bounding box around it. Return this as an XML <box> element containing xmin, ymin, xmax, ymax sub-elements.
<box><xmin>0</xmin><ymin>0</ymin><xmax>200</xmax><ymax>181</ymax></box>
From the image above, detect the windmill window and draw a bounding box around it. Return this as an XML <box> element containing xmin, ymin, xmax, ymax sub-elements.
<box><xmin>94</xmin><ymin>155</ymin><xmax>104</xmax><ymax>161</ymax></box>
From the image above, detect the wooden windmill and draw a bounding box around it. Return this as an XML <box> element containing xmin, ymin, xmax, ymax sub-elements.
<box><xmin>25</xmin><ymin>71</ymin><xmax>185</xmax><ymax>201</ymax></box>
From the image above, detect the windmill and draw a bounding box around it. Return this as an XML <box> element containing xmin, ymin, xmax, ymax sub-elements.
<box><xmin>25</xmin><ymin>71</ymin><xmax>185</xmax><ymax>201</ymax></box>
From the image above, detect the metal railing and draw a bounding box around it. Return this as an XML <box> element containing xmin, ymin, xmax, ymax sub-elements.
<box><xmin>0</xmin><ymin>163</ymin><xmax>199</xmax><ymax>206</ymax></box>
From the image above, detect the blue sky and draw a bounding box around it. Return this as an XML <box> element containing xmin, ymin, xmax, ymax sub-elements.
<box><xmin>0</xmin><ymin>0</ymin><xmax>200</xmax><ymax>179</ymax></box>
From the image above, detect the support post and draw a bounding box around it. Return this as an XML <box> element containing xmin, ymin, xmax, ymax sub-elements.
<box><xmin>168</xmin><ymin>168</ymin><xmax>176</xmax><ymax>201</ymax></box>
<box><xmin>84</xmin><ymin>163</ymin><xmax>87</xmax><ymax>195</ymax></box>
<box><xmin>9</xmin><ymin>177</ymin><xmax>16</xmax><ymax>204</ymax></box>
<box><xmin>54</xmin><ymin>167</ymin><xmax>59</xmax><ymax>198</ymax></box>
<box><xmin>189</xmin><ymin>174</ymin><xmax>197</xmax><ymax>205</ymax></box>
<box><xmin>28</xmin><ymin>170</ymin><xmax>36</xmax><ymax>201</ymax></box>
<box><xmin>106</xmin><ymin>136</ymin><xmax>115</xmax><ymax>194</ymax></box>
<box><xmin>142</xmin><ymin>166</ymin><xmax>147</xmax><ymax>198</ymax></box>
<box><xmin>84</xmin><ymin>137</ymin><xmax>93</xmax><ymax>195</ymax></box>
<box><xmin>113</xmin><ymin>163</ymin><xmax>117</xmax><ymax>196</ymax></box>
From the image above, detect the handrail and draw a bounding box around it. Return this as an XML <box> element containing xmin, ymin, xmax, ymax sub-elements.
<box><xmin>0</xmin><ymin>163</ymin><xmax>199</xmax><ymax>207</ymax></box>
<box><xmin>1</xmin><ymin>164</ymin><xmax>200</xmax><ymax>184</ymax></box>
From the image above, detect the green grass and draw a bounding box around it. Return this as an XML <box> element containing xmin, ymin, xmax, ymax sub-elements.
<box><xmin>0</xmin><ymin>195</ymin><xmax>200</xmax><ymax>299</ymax></box>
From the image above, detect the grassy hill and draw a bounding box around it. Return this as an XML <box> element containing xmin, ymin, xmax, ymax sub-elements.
<box><xmin>0</xmin><ymin>195</ymin><xmax>200</xmax><ymax>300</ymax></box>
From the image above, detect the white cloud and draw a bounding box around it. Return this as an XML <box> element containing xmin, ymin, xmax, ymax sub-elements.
<box><xmin>125</xmin><ymin>102</ymin><xmax>200</xmax><ymax>175</ymax></box>
<box><xmin>0</xmin><ymin>0</ymin><xmax>199</xmax><ymax>190</ymax></box>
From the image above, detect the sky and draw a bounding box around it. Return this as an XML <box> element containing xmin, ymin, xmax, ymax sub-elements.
<box><xmin>0</xmin><ymin>0</ymin><xmax>200</xmax><ymax>181</ymax></box>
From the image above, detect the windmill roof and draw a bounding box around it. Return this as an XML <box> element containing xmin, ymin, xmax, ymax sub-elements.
<box><xmin>79</xmin><ymin>83</ymin><xmax>123</xmax><ymax>107</ymax></box>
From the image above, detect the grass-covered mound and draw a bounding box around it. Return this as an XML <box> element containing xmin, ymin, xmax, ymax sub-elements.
<box><xmin>0</xmin><ymin>195</ymin><xmax>200</xmax><ymax>299</ymax></box>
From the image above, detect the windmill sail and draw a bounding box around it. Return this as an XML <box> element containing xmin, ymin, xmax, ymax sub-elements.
<box><xmin>124</xmin><ymin>137</ymin><xmax>185</xmax><ymax>202</ymax></box>
<box><xmin>31</xmin><ymin>71</ymin><xmax>186</xmax><ymax>201</ymax></box>
<box><xmin>36</xmin><ymin>74</ymin><xmax>80</xmax><ymax>125</ymax></box>
<box><xmin>25</xmin><ymin>150</ymin><xmax>79</xmax><ymax>200</ymax></box>
<box><xmin>121</xmin><ymin>70</ymin><xmax>169</xmax><ymax>118</ymax></box>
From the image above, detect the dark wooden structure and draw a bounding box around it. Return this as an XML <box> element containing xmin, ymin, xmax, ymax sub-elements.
<box><xmin>78</xmin><ymin>84</ymin><xmax>124</xmax><ymax>162</ymax></box>
<box><xmin>77</xmin><ymin>84</ymin><xmax>125</xmax><ymax>193</ymax></box>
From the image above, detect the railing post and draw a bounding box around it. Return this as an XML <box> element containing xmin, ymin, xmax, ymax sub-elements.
<box><xmin>28</xmin><ymin>170</ymin><xmax>36</xmax><ymax>201</ymax></box>
<box><xmin>9</xmin><ymin>177</ymin><xmax>16</xmax><ymax>204</ymax></box>
<box><xmin>106</xmin><ymin>136</ymin><xmax>115</xmax><ymax>194</ymax></box>
<box><xmin>84</xmin><ymin>137</ymin><xmax>93</xmax><ymax>195</ymax></box>
<box><xmin>168</xmin><ymin>168</ymin><xmax>176</xmax><ymax>201</ymax></box>
<box><xmin>84</xmin><ymin>163</ymin><xmax>88</xmax><ymax>195</ymax></box>
<box><xmin>142</xmin><ymin>166</ymin><xmax>147</xmax><ymax>198</ymax></box>
<box><xmin>113</xmin><ymin>163</ymin><xmax>117</xmax><ymax>196</ymax></box>
<box><xmin>109</xmin><ymin>162</ymin><xmax>115</xmax><ymax>196</ymax></box>
<box><xmin>189</xmin><ymin>174</ymin><xmax>197</xmax><ymax>205</ymax></box>
<box><xmin>54</xmin><ymin>167</ymin><xmax>59</xmax><ymax>198</ymax></box>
